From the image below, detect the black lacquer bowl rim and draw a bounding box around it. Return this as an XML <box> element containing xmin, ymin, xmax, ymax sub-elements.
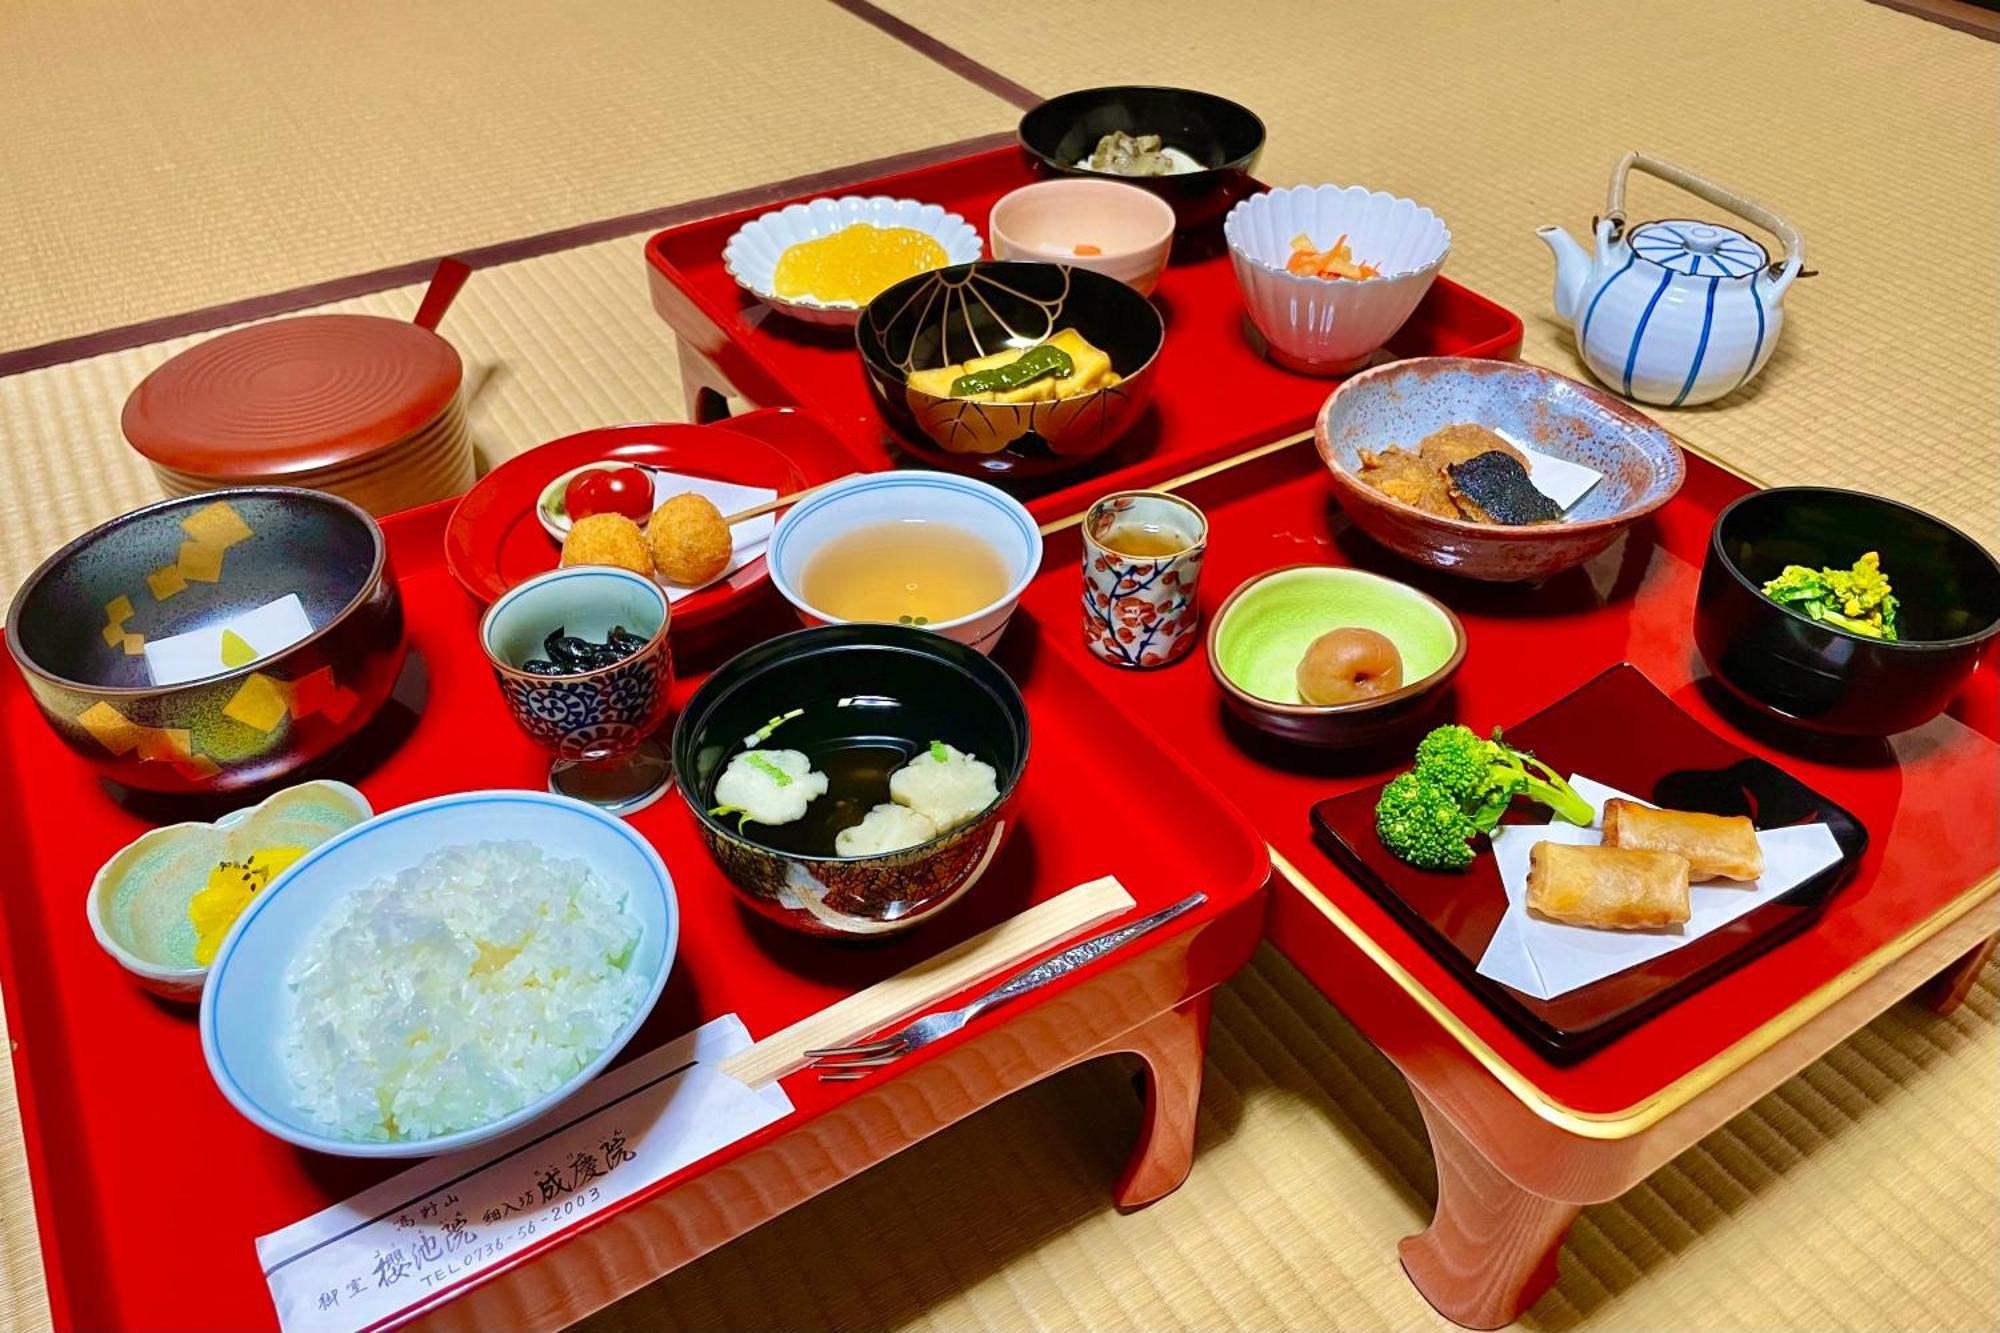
<box><xmin>855</xmin><ymin>260</ymin><xmax>1166</xmax><ymax>389</ymax></box>
<box><xmin>1708</xmin><ymin>485</ymin><xmax>2000</xmax><ymax>651</ymax></box>
<box><xmin>672</xmin><ymin>623</ymin><xmax>1031</xmax><ymax>866</ymax></box>
<box><xmin>4</xmin><ymin>485</ymin><xmax>389</xmax><ymax>697</ymax></box>
<box><xmin>1017</xmin><ymin>84</ymin><xmax>1268</xmax><ymax>176</ymax></box>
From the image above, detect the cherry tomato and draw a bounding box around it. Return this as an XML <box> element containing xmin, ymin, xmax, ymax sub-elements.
<box><xmin>565</xmin><ymin>466</ymin><xmax>653</xmax><ymax>521</ymax></box>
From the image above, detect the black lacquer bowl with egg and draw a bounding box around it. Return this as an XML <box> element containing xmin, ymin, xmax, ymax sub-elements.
<box><xmin>672</xmin><ymin>623</ymin><xmax>1030</xmax><ymax>938</ymax></box>
<box><xmin>855</xmin><ymin>261</ymin><xmax>1163</xmax><ymax>480</ymax></box>
<box><xmin>1695</xmin><ymin>487</ymin><xmax>2000</xmax><ymax>735</ymax></box>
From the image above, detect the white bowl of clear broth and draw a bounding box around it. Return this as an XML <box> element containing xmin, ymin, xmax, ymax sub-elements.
<box><xmin>767</xmin><ymin>473</ymin><xmax>1043</xmax><ymax>654</ymax></box>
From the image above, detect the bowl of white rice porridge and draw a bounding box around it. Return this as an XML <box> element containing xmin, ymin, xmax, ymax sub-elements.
<box><xmin>199</xmin><ymin>789</ymin><xmax>677</xmax><ymax>1157</ymax></box>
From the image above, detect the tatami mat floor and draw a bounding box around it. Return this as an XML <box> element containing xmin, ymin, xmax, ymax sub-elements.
<box><xmin>588</xmin><ymin>946</ymin><xmax>1999</xmax><ymax>1332</ymax></box>
<box><xmin>0</xmin><ymin>0</ymin><xmax>1015</xmax><ymax>350</ymax></box>
<box><xmin>0</xmin><ymin>1</ymin><xmax>1995</xmax><ymax>1330</ymax></box>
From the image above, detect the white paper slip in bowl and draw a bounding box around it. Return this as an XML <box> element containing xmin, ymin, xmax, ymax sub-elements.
<box><xmin>1494</xmin><ymin>428</ymin><xmax>1604</xmax><ymax>511</ymax></box>
<box><xmin>144</xmin><ymin>593</ymin><xmax>314</xmax><ymax>686</ymax></box>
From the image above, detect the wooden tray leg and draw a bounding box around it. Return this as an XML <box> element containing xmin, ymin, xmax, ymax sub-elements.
<box><xmin>1106</xmin><ymin>991</ymin><xmax>1212</xmax><ymax>1210</ymax></box>
<box><xmin>675</xmin><ymin>338</ymin><xmax>738</xmax><ymax>424</ymax></box>
<box><xmin>1399</xmin><ymin>1086</ymin><xmax>1580</xmax><ymax>1330</ymax></box>
<box><xmin>1919</xmin><ymin>931</ymin><xmax>1997</xmax><ymax>1016</ymax></box>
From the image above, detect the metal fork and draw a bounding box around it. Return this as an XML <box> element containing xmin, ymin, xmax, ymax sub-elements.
<box><xmin>805</xmin><ymin>891</ymin><xmax>1208</xmax><ymax>1079</ymax></box>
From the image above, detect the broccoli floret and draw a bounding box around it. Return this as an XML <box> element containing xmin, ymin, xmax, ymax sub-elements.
<box><xmin>1374</xmin><ymin>772</ymin><xmax>1479</xmax><ymax>871</ymax></box>
<box><xmin>1414</xmin><ymin>723</ymin><xmax>1592</xmax><ymax>829</ymax></box>
<box><xmin>1374</xmin><ymin>724</ymin><xmax>1594</xmax><ymax>871</ymax></box>
<box><xmin>1413</xmin><ymin>724</ymin><xmax>1497</xmax><ymax>799</ymax></box>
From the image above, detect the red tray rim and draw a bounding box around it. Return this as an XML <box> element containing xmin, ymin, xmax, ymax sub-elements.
<box><xmin>1096</xmin><ymin>431</ymin><xmax>2000</xmax><ymax>1138</ymax></box>
<box><xmin>0</xmin><ymin>408</ymin><xmax>1274</xmax><ymax>1328</ymax></box>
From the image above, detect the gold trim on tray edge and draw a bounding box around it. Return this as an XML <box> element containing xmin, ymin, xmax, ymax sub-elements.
<box><xmin>1031</xmin><ymin>379</ymin><xmax>1991</xmax><ymax>1142</ymax></box>
<box><xmin>1272</xmin><ymin>850</ymin><xmax>1999</xmax><ymax>1140</ymax></box>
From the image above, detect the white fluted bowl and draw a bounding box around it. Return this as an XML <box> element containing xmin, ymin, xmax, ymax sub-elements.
<box><xmin>722</xmin><ymin>196</ymin><xmax>983</xmax><ymax>326</ymax></box>
<box><xmin>1224</xmin><ymin>185</ymin><xmax>1451</xmax><ymax>375</ymax></box>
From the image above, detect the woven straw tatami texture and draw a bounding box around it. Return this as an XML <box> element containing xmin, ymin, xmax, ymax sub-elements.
<box><xmin>587</xmin><ymin>947</ymin><xmax>1999</xmax><ymax>1331</ymax></box>
<box><xmin>0</xmin><ymin>0</ymin><xmax>1015</xmax><ymax>351</ymax></box>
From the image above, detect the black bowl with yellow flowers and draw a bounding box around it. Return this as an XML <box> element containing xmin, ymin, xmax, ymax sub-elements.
<box><xmin>1695</xmin><ymin>486</ymin><xmax>2000</xmax><ymax>735</ymax></box>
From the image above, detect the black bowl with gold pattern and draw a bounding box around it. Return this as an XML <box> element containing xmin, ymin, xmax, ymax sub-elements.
<box><xmin>5</xmin><ymin>487</ymin><xmax>405</xmax><ymax>794</ymax></box>
<box><xmin>672</xmin><ymin>623</ymin><xmax>1029</xmax><ymax>939</ymax></box>
<box><xmin>856</xmin><ymin>261</ymin><xmax>1163</xmax><ymax>480</ymax></box>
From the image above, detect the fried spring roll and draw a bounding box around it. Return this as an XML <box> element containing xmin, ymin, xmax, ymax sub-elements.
<box><xmin>1526</xmin><ymin>842</ymin><xmax>1691</xmax><ymax>930</ymax></box>
<box><xmin>1601</xmin><ymin>799</ymin><xmax>1764</xmax><ymax>882</ymax></box>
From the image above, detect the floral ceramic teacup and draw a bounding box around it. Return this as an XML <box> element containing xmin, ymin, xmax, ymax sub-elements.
<box><xmin>1081</xmin><ymin>492</ymin><xmax>1208</xmax><ymax>668</ymax></box>
<box><xmin>480</xmin><ymin>567</ymin><xmax>676</xmax><ymax>814</ymax></box>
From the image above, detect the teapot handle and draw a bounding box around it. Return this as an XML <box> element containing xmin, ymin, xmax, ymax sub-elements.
<box><xmin>1606</xmin><ymin>151</ymin><xmax>1805</xmax><ymax>290</ymax></box>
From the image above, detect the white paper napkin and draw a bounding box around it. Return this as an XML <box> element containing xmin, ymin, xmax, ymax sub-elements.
<box><xmin>257</xmin><ymin>1015</ymin><xmax>791</xmax><ymax>1332</ymax></box>
<box><xmin>1495</xmin><ymin>428</ymin><xmax>1605</xmax><ymax>511</ymax></box>
<box><xmin>647</xmin><ymin>472</ymin><xmax>779</xmax><ymax>602</ymax></box>
<box><xmin>1476</xmin><ymin>774</ymin><xmax>1844</xmax><ymax>1000</ymax></box>
<box><xmin>144</xmin><ymin>593</ymin><xmax>314</xmax><ymax>685</ymax></box>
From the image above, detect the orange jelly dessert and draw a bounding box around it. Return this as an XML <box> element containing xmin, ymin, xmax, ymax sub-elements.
<box><xmin>772</xmin><ymin>225</ymin><xmax>949</xmax><ymax>305</ymax></box>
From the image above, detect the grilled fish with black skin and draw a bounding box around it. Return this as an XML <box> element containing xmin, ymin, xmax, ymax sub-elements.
<box><xmin>1447</xmin><ymin>450</ymin><xmax>1562</xmax><ymax>525</ymax></box>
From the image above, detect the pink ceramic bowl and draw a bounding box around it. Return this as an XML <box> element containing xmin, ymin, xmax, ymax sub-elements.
<box><xmin>1316</xmin><ymin>358</ymin><xmax>1685</xmax><ymax>583</ymax></box>
<box><xmin>990</xmin><ymin>179</ymin><xmax>1176</xmax><ymax>296</ymax></box>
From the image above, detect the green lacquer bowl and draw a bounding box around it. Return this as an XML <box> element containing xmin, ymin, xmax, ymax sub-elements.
<box><xmin>1207</xmin><ymin>565</ymin><xmax>1466</xmax><ymax>748</ymax></box>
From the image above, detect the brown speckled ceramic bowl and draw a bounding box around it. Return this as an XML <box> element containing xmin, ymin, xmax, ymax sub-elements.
<box><xmin>1317</xmin><ymin>357</ymin><xmax>1685</xmax><ymax>582</ymax></box>
<box><xmin>5</xmin><ymin>488</ymin><xmax>404</xmax><ymax>794</ymax></box>
<box><xmin>672</xmin><ymin>624</ymin><xmax>1029</xmax><ymax>939</ymax></box>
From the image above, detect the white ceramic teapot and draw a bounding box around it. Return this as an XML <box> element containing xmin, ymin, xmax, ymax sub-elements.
<box><xmin>1539</xmin><ymin>152</ymin><xmax>1805</xmax><ymax>407</ymax></box>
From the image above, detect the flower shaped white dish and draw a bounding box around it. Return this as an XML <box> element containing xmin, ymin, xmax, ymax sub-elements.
<box><xmin>722</xmin><ymin>196</ymin><xmax>983</xmax><ymax>327</ymax></box>
<box><xmin>1225</xmin><ymin>184</ymin><xmax>1451</xmax><ymax>375</ymax></box>
<box><xmin>86</xmin><ymin>779</ymin><xmax>372</xmax><ymax>1001</ymax></box>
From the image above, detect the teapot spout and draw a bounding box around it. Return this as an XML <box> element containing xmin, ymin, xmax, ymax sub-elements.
<box><xmin>1536</xmin><ymin>225</ymin><xmax>1594</xmax><ymax>324</ymax></box>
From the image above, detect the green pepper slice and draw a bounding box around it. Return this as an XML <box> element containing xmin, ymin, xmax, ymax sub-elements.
<box><xmin>949</xmin><ymin>343</ymin><xmax>1074</xmax><ymax>397</ymax></box>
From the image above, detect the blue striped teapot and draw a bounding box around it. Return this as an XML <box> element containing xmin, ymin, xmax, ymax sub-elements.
<box><xmin>1538</xmin><ymin>152</ymin><xmax>1805</xmax><ymax>407</ymax></box>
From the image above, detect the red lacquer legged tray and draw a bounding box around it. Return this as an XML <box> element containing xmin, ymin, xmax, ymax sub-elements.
<box><xmin>645</xmin><ymin>146</ymin><xmax>1524</xmax><ymax>524</ymax></box>
<box><xmin>1013</xmin><ymin>438</ymin><xmax>1999</xmax><ymax>1327</ymax></box>
<box><xmin>0</xmin><ymin>409</ymin><xmax>1270</xmax><ymax>1331</ymax></box>
<box><xmin>1017</xmin><ymin>439</ymin><xmax>1999</xmax><ymax>1114</ymax></box>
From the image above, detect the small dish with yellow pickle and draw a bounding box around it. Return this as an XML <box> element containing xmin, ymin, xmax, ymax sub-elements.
<box><xmin>856</xmin><ymin>261</ymin><xmax>1163</xmax><ymax>478</ymax></box>
<box><xmin>85</xmin><ymin>780</ymin><xmax>372</xmax><ymax>1000</ymax></box>
<box><xmin>722</xmin><ymin>195</ymin><xmax>983</xmax><ymax>326</ymax></box>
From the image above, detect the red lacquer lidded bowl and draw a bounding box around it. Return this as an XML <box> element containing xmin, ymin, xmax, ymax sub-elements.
<box><xmin>121</xmin><ymin>313</ymin><xmax>474</xmax><ymax>516</ymax></box>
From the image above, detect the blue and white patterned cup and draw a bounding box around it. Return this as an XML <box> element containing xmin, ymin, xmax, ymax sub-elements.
<box><xmin>479</xmin><ymin>567</ymin><xmax>674</xmax><ymax>766</ymax></box>
<box><xmin>1080</xmin><ymin>492</ymin><xmax>1208</xmax><ymax>669</ymax></box>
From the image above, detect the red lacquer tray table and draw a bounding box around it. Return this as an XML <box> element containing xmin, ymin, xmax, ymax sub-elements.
<box><xmin>644</xmin><ymin>146</ymin><xmax>1524</xmax><ymax>524</ymax></box>
<box><xmin>1015</xmin><ymin>440</ymin><xmax>2000</xmax><ymax>1328</ymax></box>
<box><xmin>0</xmin><ymin>409</ymin><xmax>1270</xmax><ymax>1331</ymax></box>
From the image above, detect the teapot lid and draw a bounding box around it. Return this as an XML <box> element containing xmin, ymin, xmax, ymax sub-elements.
<box><xmin>1629</xmin><ymin>219</ymin><xmax>1768</xmax><ymax>278</ymax></box>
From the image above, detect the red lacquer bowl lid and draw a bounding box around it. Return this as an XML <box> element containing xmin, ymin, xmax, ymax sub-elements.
<box><xmin>121</xmin><ymin>314</ymin><xmax>462</xmax><ymax>478</ymax></box>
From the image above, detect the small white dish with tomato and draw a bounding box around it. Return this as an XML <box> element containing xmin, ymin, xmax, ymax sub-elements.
<box><xmin>537</xmin><ymin>461</ymin><xmax>780</xmax><ymax>599</ymax></box>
